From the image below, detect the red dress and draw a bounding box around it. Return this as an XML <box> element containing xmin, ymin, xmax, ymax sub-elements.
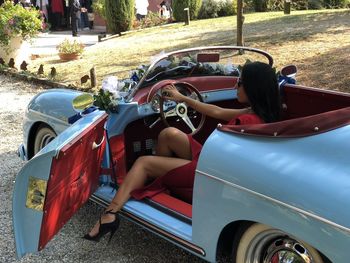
<box><xmin>51</xmin><ymin>0</ymin><xmax>64</xmax><ymax>14</ymax></box>
<box><xmin>131</xmin><ymin>114</ymin><xmax>263</xmax><ymax>203</ymax></box>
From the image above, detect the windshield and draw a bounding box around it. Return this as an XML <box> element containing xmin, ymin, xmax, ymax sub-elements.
<box><xmin>139</xmin><ymin>47</ymin><xmax>273</xmax><ymax>88</ymax></box>
<box><xmin>125</xmin><ymin>46</ymin><xmax>273</xmax><ymax>101</ymax></box>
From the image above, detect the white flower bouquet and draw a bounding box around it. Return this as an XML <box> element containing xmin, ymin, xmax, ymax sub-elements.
<box><xmin>93</xmin><ymin>76</ymin><xmax>124</xmax><ymax>113</ymax></box>
<box><xmin>93</xmin><ymin>65</ymin><xmax>149</xmax><ymax>113</ymax></box>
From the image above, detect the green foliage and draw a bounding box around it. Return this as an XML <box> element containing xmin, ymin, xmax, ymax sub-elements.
<box><xmin>198</xmin><ymin>0</ymin><xmax>221</xmax><ymax>18</ymax></box>
<box><xmin>56</xmin><ymin>38</ymin><xmax>85</xmax><ymax>55</ymax></box>
<box><xmin>0</xmin><ymin>1</ymin><xmax>42</xmax><ymax>47</ymax></box>
<box><xmin>265</xmin><ymin>0</ymin><xmax>284</xmax><ymax>11</ymax></box>
<box><xmin>218</xmin><ymin>0</ymin><xmax>236</xmax><ymax>16</ymax></box>
<box><xmin>132</xmin><ymin>12</ymin><xmax>169</xmax><ymax>29</ymax></box>
<box><xmin>251</xmin><ymin>0</ymin><xmax>308</xmax><ymax>12</ymax></box>
<box><xmin>292</xmin><ymin>0</ymin><xmax>308</xmax><ymax>10</ymax></box>
<box><xmin>243</xmin><ymin>0</ymin><xmax>310</xmax><ymax>11</ymax></box>
<box><xmin>232</xmin><ymin>0</ymin><xmax>237</xmax><ymax>13</ymax></box>
<box><xmin>93</xmin><ymin>88</ymin><xmax>119</xmax><ymax>113</ymax></box>
<box><xmin>245</xmin><ymin>0</ymin><xmax>349</xmax><ymax>11</ymax></box>
<box><xmin>323</xmin><ymin>0</ymin><xmax>350</xmax><ymax>8</ymax></box>
<box><xmin>189</xmin><ymin>0</ymin><xmax>203</xmax><ymax>18</ymax></box>
<box><xmin>198</xmin><ymin>0</ymin><xmax>235</xmax><ymax>19</ymax></box>
<box><xmin>173</xmin><ymin>0</ymin><xmax>188</xmax><ymax>21</ymax></box>
<box><xmin>253</xmin><ymin>0</ymin><xmax>268</xmax><ymax>11</ymax></box>
<box><xmin>105</xmin><ymin>0</ymin><xmax>135</xmax><ymax>34</ymax></box>
<box><xmin>308</xmin><ymin>0</ymin><xmax>324</xmax><ymax>9</ymax></box>
<box><xmin>91</xmin><ymin>0</ymin><xmax>106</xmax><ymax>20</ymax></box>
<box><xmin>172</xmin><ymin>0</ymin><xmax>203</xmax><ymax>21</ymax></box>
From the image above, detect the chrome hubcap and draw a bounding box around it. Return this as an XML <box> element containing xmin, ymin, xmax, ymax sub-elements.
<box><xmin>247</xmin><ymin>230</ymin><xmax>315</xmax><ymax>263</ymax></box>
<box><xmin>40</xmin><ymin>134</ymin><xmax>55</xmax><ymax>149</ymax></box>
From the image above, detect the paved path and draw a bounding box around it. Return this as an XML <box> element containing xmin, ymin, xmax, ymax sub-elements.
<box><xmin>30</xmin><ymin>28</ymin><xmax>106</xmax><ymax>56</ymax></box>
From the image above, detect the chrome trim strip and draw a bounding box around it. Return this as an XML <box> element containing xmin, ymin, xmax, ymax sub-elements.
<box><xmin>196</xmin><ymin>169</ymin><xmax>350</xmax><ymax>233</ymax></box>
<box><xmin>89</xmin><ymin>194</ymin><xmax>205</xmax><ymax>256</ymax></box>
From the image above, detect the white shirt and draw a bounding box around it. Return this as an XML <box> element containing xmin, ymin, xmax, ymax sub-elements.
<box><xmin>36</xmin><ymin>0</ymin><xmax>49</xmax><ymax>7</ymax></box>
<box><xmin>36</xmin><ymin>0</ymin><xmax>49</xmax><ymax>18</ymax></box>
<box><xmin>135</xmin><ymin>0</ymin><xmax>149</xmax><ymax>15</ymax></box>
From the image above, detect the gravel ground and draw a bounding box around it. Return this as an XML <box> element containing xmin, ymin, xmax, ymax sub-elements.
<box><xmin>0</xmin><ymin>74</ymin><xmax>208</xmax><ymax>263</ymax></box>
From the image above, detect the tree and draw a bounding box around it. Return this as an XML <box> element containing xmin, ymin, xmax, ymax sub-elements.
<box><xmin>236</xmin><ymin>0</ymin><xmax>244</xmax><ymax>46</ymax></box>
<box><xmin>173</xmin><ymin>0</ymin><xmax>203</xmax><ymax>21</ymax></box>
<box><xmin>105</xmin><ymin>0</ymin><xmax>135</xmax><ymax>34</ymax></box>
<box><xmin>253</xmin><ymin>0</ymin><xmax>267</xmax><ymax>11</ymax></box>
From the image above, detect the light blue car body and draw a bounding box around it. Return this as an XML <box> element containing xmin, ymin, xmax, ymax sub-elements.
<box><xmin>194</xmin><ymin>128</ymin><xmax>350</xmax><ymax>262</ymax></box>
<box><xmin>13</xmin><ymin>46</ymin><xmax>350</xmax><ymax>262</ymax></box>
<box><xmin>18</xmin><ymin>89</ymin><xmax>80</xmax><ymax>160</ymax></box>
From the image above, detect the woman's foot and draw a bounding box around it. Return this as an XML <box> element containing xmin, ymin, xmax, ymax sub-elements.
<box><xmin>84</xmin><ymin>209</ymin><xmax>120</xmax><ymax>243</ymax></box>
<box><xmin>87</xmin><ymin>211</ymin><xmax>116</xmax><ymax>237</ymax></box>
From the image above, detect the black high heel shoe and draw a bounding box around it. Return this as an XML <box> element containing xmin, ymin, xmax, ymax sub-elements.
<box><xmin>83</xmin><ymin>210</ymin><xmax>120</xmax><ymax>244</ymax></box>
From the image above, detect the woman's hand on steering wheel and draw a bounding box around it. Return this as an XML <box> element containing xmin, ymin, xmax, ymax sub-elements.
<box><xmin>147</xmin><ymin>80</ymin><xmax>205</xmax><ymax>135</ymax></box>
<box><xmin>162</xmin><ymin>84</ymin><xmax>186</xmax><ymax>102</ymax></box>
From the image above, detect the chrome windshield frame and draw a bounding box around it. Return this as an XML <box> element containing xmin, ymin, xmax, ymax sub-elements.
<box><xmin>125</xmin><ymin>46</ymin><xmax>273</xmax><ymax>102</ymax></box>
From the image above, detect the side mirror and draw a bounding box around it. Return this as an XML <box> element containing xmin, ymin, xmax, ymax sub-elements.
<box><xmin>72</xmin><ymin>93</ymin><xmax>94</xmax><ymax>111</ymax></box>
<box><xmin>281</xmin><ymin>65</ymin><xmax>297</xmax><ymax>78</ymax></box>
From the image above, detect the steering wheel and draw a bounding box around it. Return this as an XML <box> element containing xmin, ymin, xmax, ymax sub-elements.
<box><xmin>147</xmin><ymin>80</ymin><xmax>206</xmax><ymax>135</ymax></box>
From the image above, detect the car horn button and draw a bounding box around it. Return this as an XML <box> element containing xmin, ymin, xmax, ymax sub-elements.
<box><xmin>176</xmin><ymin>103</ymin><xmax>187</xmax><ymax>116</ymax></box>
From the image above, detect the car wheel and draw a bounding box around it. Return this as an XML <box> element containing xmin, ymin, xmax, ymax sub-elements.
<box><xmin>235</xmin><ymin>223</ymin><xmax>324</xmax><ymax>263</ymax></box>
<box><xmin>34</xmin><ymin>124</ymin><xmax>57</xmax><ymax>155</ymax></box>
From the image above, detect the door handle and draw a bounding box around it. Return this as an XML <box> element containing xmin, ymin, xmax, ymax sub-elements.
<box><xmin>92</xmin><ymin>136</ymin><xmax>105</xmax><ymax>150</ymax></box>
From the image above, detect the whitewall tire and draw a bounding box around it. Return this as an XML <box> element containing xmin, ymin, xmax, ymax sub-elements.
<box><xmin>33</xmin><ymin>125</ymin><xmax>57</xmax><ymax>155</ymax></box>
<box><xmin>235</xmin><ymin>223</ymin><xmax>324</xmax><ymax>263</ymax></box>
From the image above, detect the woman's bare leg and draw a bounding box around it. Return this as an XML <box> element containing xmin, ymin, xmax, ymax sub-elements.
<box><xmin>87</xmin><ymin>154</ymin><xmax>191</xmax><ymax>237</ymax></box>
<box><xmin>156</xmin><ymin>127</ymin><xmax>192</xmax><ymax>160</ymax></box>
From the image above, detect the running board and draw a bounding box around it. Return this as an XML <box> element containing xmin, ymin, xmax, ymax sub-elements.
<box><xmin>89</xmin><ymin>194</ymin><xmax>206</xmax><ymax>257</ymax></box>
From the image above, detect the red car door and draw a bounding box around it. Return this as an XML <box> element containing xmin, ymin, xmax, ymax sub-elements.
<box><xmin>13</xmin><ymin>112</ymin><xmax>107</xmax><ymax>258</ymax></box>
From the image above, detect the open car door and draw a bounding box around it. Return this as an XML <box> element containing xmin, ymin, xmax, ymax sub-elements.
<box><xmin>13</xmin><ymin>111</ymin><xmax>107</xmax><ymax>258</ymax></box>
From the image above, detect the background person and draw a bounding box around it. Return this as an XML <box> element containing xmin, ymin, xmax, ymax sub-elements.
<box><xmin>135</xmin><ymin>0</ymin><xmax>149</xmax><ymax>21</ymax></box>
<box><xmin>69</xmin><ymin>0</ymin><xmax>80</xmax><ymax>36</ymax></box>
<box><xmin>79</xmin><ymin>0</ymin><xmax>89</xmax><ymax>30</ymax></box>
<box><xmin>19</xmin><ymin>0</ymin><xmax>32</xmax><ymax>8</ymax></box>
<box><xmin>50</xmin><ymin>0</ymin><xmax>64</xmax><ymax>30</ymax></box>
<box><xmin>36</xmin><ymin>0</ymin><xmax>49</xmax><ymax>22</ymax></box>
<box><xmin>85</xmin><ymin>0</ymin><xmax>93</xmax><ymax>29</ymax></box>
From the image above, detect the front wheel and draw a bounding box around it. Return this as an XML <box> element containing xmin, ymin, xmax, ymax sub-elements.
<box><xmin>235</xmin><ymin>223</ymin><xmax>324</xmax><ymax>263</ymax></box>
<box><xmin>33</xmin><ymin>124</ymin><xmax>57</xmax><ymax>155</ymax></box>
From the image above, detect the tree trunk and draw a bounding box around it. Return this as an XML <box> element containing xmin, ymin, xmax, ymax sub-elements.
<box><xmin>237</xmin><ymin>0</ymin><xmax>244</xmax><ymax>46</ymax></box>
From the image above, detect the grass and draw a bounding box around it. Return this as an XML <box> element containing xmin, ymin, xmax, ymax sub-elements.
<box><xmin>28</xmin><ymin>9</ymin><xmax>350</xmax><ymax>92</ymax></box>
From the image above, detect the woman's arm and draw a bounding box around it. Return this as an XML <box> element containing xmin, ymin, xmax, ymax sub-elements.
<box><xmin>163</xmin><ymin>85</ymin><xmax>250</xmax><ymax>122</ymax></box>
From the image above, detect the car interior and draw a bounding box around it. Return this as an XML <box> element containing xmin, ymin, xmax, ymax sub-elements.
<box><xmin>37</xmin><ymin>67</ymin><xmax>350</xmax><ymax>251</ymax></box>
<box><xmin>107</xmin><ymin>74</ymin><xmax>350</xmax><ymax>220</ymax></box>
<box><xmin>34</xmin><ymin>49</ymin><xmax>350</xmax><ymax>252</ymax></box>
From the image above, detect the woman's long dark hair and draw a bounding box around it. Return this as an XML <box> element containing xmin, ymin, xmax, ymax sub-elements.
<box><xmin>241</xmin><ymin>61</ymin><xmax>281</xmax><ymax>123</ymax></box>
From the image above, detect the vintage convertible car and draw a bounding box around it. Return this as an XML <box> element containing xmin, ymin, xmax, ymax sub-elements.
<box><xmin>13</xmin><ymin>46</ymin><xmax>350</xmax><ymax>263</ymax></box>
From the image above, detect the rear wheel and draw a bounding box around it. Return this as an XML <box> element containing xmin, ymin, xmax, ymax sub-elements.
<box><xmin>235</xmin><ymin>223</ymin><xmax>324</xmax><ymax>263</ymax></box>
<box><xmin>33</xmin><ymin>124</ymin><xmax>56</xmax><ymax>155</ymax></box>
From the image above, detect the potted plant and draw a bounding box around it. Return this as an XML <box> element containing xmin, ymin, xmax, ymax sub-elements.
<box><xmin>56</xmin><ymin>38</ymin><xmax>85</xmax><ymax>61</ymax></box>
<box><xmin>0</xmin><ymin>1</ymin><xmax>42</xmax><ymax>65</ymax></box>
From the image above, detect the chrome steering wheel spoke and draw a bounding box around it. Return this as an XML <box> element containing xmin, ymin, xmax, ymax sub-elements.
<box><xmin>155</xmin><ymin>81</ymin><xmax>206</xmax><ymax>135</ymax></box>
<box><xmin>182</xmin><ymin>115</ymin><xmax>196</xmax><ymax>132</ymax></box>
<box><xmin>164</xmin><ymin>107</ymin><xmax>178</xmax><ymax>118</ymax></box>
